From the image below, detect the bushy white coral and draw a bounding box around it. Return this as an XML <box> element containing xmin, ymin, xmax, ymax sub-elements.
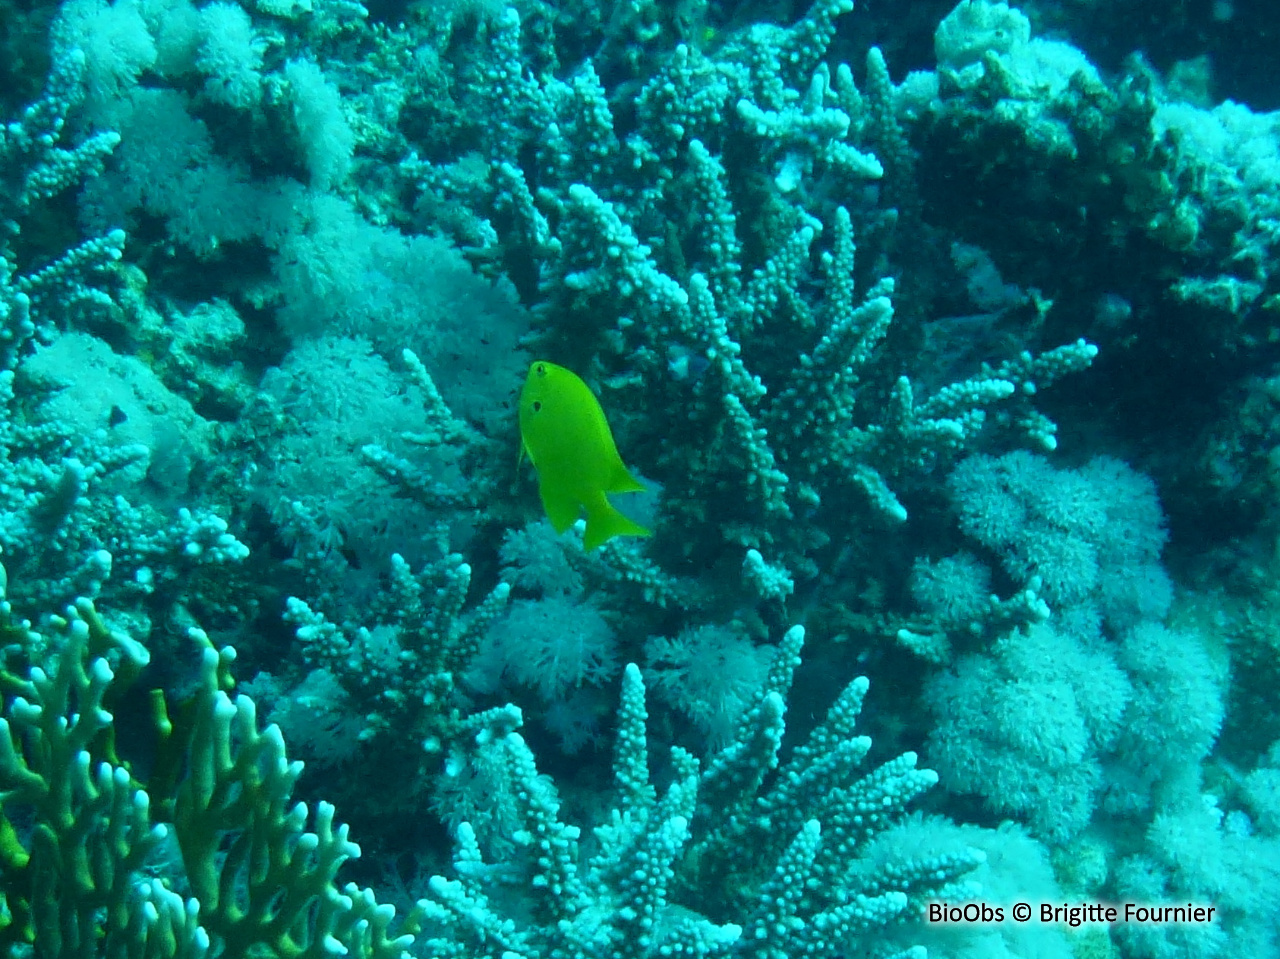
<box><xmin>645</xmin><ymin>622</ymin><xmax>773</xmax><ymax>748</ymax></box>
<box><xmin>1105</xmin><ymin>622</ymin><xmax>1226</xmax><ymax>813</ymax></box>
<box><xmin>499</xmin><ymin>520</ymin><xmax>583</xmax><ymax>596</ymax></box>
<box><xmin>947</xmin><ymin>451</ymin><xmax>1171</xmax><ymax>637</ymax></box>
<box><xmin>909</xmin><ymin>551</ymin><xmax>993</xmax><ymax>627</ymax></box>
<box><xmin>485</xmin><ymin>595</ymin><xmax>619</xmax><ymax>701</ymax></box>
<box><xmin>1113</xmin><ymin>795</ymin><xmax>1280</xmax><ymax>959</ymax></box>
<box><xmin>256</xmin><ymin>336</ymin><xmax>462</xmax><ymax>573</ymax></box>
<box><xmin>925</xmin><ymin>623</ymin><xmax>1131</xmax><ymax>841</ymax></box>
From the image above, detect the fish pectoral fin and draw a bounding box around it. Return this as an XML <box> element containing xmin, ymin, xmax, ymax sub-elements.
<box><xmin>540</xmin><ymin>485</ymin><xmax>582</xmax><ymax>534</ymax></box>
<box><xmin>519</xmin><ymin>437</ymin><xmax>538</xmax><ymax>472</ymax></box>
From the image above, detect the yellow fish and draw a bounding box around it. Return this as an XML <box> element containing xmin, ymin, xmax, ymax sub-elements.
<box><xmin>518</xmin><ymin>360</ymin><xmax>652</xmax><ymax>550</ymax></box>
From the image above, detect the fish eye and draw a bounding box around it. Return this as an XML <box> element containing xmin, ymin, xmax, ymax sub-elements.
<box><xmin>533</xmin><ymin>401</ymin><xmax>542</xmax><ymax>412</ymax></box>
<box><xmin>536</xmin><ymin>363</ymin><xmax>546</xmax><ymax>375</ymax></box>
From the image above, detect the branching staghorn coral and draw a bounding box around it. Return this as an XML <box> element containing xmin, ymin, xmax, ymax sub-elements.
<box><xmin>419</xmin><ymin>625</ymin><xmax>982</xmax><ymax>959</ymax></box>
<box><xmin>407</xmin><ymin>0</ymin><xmax>1097</xmax><ymax>598</ymax></box>
<box><xmin>0</xmin><ymin>566</ymin><xmax>982</xmax><ymax>959</ymax></box>
<box><xmin>0</xmin><ymin>52</ymin><xmax>248</xmax><ymax>621</ymax></box>
<box><xmin>285</xmin><ymin>550</ymin><xmax>511</xmax><ymax>752</ymax></box>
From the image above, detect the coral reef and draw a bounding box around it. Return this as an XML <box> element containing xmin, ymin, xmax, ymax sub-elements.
<box><xmin>3</xmin><ymin>0</ymin><xmax>1280</xmax><ymax>955</ymax></box>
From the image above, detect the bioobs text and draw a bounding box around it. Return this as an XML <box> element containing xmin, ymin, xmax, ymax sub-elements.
<box><xmin>928</xmin><ymin>902</ymin><xmax>1003</xmax><ymax>923</ymax></box>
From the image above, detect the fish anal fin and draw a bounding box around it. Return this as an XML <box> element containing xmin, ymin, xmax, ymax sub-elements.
<box><xmin>540</xmin><ymin>484</ymin><xmax>581</xmax><ymax>533</ymax></box>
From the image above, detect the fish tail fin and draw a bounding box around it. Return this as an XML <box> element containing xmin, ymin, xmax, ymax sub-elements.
<box><xmin>609</xmin><ymin>463</ymin><xmax>648</xmax><ymax>495</ymax></box>
<box><xmin>583</xmin><ymin>500</ymin><xmax>651</xmax><ymax>550</ymax></box>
